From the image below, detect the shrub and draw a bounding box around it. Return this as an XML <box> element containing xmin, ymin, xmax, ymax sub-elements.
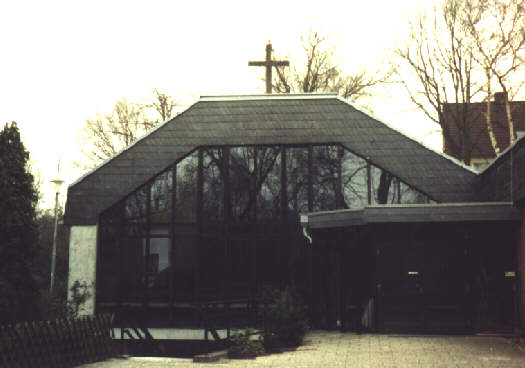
<box><xmin>228</xmin><ymin>328</ymin><xmax>264</xmax><ymax>358</ymax></box>
<box><xmin>39</xmin><ymin>280</ymin><xmax>92</xmax><ymax>320</ymax></box>
<box><xmin>266</xmin><ymin>287</ymin><xmax>309</xmax><ymax>347</ymax></box>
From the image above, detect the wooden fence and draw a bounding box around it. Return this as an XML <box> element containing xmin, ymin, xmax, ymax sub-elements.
<box><xmin>0</xmin><ymin>313</ymin><xmax>116</xmax><ymax>368</ymax></box>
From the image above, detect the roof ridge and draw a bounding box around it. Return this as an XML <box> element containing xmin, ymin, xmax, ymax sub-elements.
<box><xmin>200</xmin><ymin>93</ymin><xmax>337</xmax><ymax>101</ymax></box>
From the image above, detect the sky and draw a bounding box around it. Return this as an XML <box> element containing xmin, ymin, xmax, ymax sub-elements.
<box><xmin>0</xmin><ymin>0</ymin><xmax>438</xmax><ymax>209</ymax></box>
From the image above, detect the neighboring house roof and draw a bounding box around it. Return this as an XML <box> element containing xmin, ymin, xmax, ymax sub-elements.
<box><xmin>64</xmin><ymin>94</ymin><xmax>478</xmax><ymax>225</ymax></box>
<box><xmin>443</xmin><ymin>99</ymin><xmax>525</xmax><ymax>160</ymax></box>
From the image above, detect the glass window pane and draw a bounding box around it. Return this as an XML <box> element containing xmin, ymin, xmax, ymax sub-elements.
<box><xmin>172</xmin><ymin>231</ymin><xmax>197</xmax><ymax>298</ymax></box>
<box><xmin>148</xmin><ymin>238</ymin><xmax>171</xmax><ymax>297</ymax></box>
<box><xmin>230</xmin><ymin>147</ymin><xmax>256</xmax><ymax>223</ymax></box>
<box><xmin>120</xmin><ymin>237</ymin><xmax>145</xmax><ymax>301</ymax></box>
<box><xmin>256</xmin><ymin>146</ymin><xmax>282</xmax><ymax>222</ymax></box>
<box><xmin>256</xmin><ymin>237</ymin><xmax>278</xmax><ymax>287</ymax></box>
<box><xmin>150</xmin><ymin>170</ymin><xmax>172</xmax><ymax>224</ymax></box>
<box><xmin>97</xmin><ymin>224</ymin><xmax>121</xmax><ymax>301</ymax></box>
<box><xmin>286</xmin><ymin>147</ymin><xmax>309</xmax><ymax>215</ymax></box>
<box><xmin>370</xmin><ymin>165</ymin><xmax>396</xmax><ymax>204</ymax></box>
<box><xmin>312</xmin><ymin>145</ymin><xmax>340</xmax><ymax>211</ymax></box>
<box><xmin>149</xmin><ymin>226</ymin><xmax>168</xmax><ymax>236</ymax></box>
<box><xmin>199</xmin><ymin>235</ymin><xmax>226</xmax><ymax>297</ymax></box>
<box><xmin>342</xmin><ymin>149</ymin><xmax>368</xmax><ymax>208</ymax></box>
<box><xmin>176</xmin><ymin>151</ymin><xmax>198</xmax><ymax>224</ymax></box>
<box><xmin>203</xmin><ymin>148</ymin><xmax>225</xmax><ymax>223</ymax></box>
<box><xmin>370</xmin><ymin>165</ymin><xmax>430</xmax><ymax>204</ymax></box>
<box><xmin>230</xmin><ymin>238</ymin><xmax>253</xmax><ymax>296</ymax></box>
<box><xmin>99</xmin><ymin>202</ymin><xmax>125</xmax><ymax>226</ymax></box>
<box><xmin>125</xmin><ymin>186</ymin><xmax>148</xmax><ymax>221</ymax></box>
<box><xmin>399</xmin><ymin>181</ymin><xmax>429</xmax><ymax>204</ymax></box>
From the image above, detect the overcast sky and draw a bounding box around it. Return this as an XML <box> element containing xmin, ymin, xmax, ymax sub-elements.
<box><xmin>0</xmin><ymin>0</ymin><xmax>438</xmax><ymax>209</ymax></box>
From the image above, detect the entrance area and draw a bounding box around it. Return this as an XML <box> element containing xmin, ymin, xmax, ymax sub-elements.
<box><xmin>310</xmin><ymin>220</ymin><xmax>519</xmax><ymax>334</ymax></box>
<box><xmin>377</xmin><ymin>224</ymin><xmax>469</xmax><ymax>334</ymax></box>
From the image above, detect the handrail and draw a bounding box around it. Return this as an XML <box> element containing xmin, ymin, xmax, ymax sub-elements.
<box><xmin>192</xmin><ymin>297</ymin><xmax>270</xmax><ymax>342</ymax></box>
<box><xmin>115</xmin><ymin>305</ymin><xmax>163</xmax><ymax>354</ymax></box>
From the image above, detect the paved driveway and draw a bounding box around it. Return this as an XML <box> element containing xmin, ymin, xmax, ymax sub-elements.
<box><xmin>78</xmin><ymin>331</ymin><xmax>525</xmax><ymax>367</ymax></box>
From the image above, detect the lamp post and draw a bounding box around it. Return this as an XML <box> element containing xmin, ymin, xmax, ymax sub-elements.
<box><xmin>50</xmin><ymin>178</ymin><xmax>64</xmax><ymax>292</ymax></box>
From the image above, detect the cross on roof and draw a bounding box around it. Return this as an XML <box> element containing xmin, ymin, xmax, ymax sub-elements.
<box><xmin>248</xmin><ymin>42</ymin><xmax>289</xmax><ymax>94</ymax></box>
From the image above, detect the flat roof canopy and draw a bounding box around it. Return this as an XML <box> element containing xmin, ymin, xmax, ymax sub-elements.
<box><xmin>303</xmin><ymin>202</ymin><xmax>522</xmax><ymax>230</ymax></box>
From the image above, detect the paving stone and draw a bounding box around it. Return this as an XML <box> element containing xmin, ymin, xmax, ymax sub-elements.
<box><xmin>76</xmin><ymin>331</ymin><xmax>525</xmax><ymax>367</ymax></box>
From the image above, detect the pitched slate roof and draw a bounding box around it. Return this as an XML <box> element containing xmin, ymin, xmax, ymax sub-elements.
<box><xmin>64</xmin><ymin>94</ymin><xmax>478</xmax><ymax>225</ymax></box>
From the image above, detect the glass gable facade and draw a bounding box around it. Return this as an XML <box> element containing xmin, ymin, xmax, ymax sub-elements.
<box><xmin>97</xmin><ymin>144</ymin><xmax>431</xmax><ymax>308</ymax></box>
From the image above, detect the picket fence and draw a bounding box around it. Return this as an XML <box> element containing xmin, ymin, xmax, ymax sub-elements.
<box><xmin>0</xmin><ymin>313</ymin><xmax>116</xmax><ymax>368</ymax></box>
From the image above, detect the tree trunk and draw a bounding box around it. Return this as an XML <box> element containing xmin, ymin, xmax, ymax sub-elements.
<box><xmin>505</xmin><ymin>100</ymin><xmax>516</xmax><ymax>144</ymax></box>
<box><xmin>485</xmin><ymin>74</ymin><xmax>500</xmax><ymax>155</ymax></box>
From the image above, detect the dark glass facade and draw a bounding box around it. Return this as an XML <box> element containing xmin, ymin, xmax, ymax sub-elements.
<box><xmin>97</xmin><ymin>144</ymin><xmax>431</xmax><ymax>310</ymax></box>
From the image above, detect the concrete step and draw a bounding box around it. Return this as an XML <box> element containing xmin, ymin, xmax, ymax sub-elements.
<box><xmin>193</xmin><ymin>349</ymin><xmax>229</xmax><ymax>363</ymax></box>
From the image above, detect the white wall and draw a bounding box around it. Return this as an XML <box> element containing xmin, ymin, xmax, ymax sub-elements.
<box><xmin>68</xmin><ymin>225</ymin><xmax>97</xmax><ymax>315</ymax></box>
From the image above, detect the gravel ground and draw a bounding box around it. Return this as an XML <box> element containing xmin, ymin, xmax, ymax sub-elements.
<box><xmin>77</xmin><ymin>330</ymin><xmax>525</xmax><ymax>368</ymax></box>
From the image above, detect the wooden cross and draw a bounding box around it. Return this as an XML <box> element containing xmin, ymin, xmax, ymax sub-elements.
<box><xmin>249</xmin><ymin>42</ymin><xmax>289</xmax><ymax>93</ymax></box>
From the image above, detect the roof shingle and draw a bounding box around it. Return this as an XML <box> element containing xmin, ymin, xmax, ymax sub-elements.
<box><xmin>64</xmin><ymin>94</ymin><xmax>478</xmax><ymax>225</ymax></box>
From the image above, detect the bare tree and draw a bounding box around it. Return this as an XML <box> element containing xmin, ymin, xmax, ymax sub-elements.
<box><xmin>78</xmin><ymin>89</ymin><xmax>180</xmax><ymax>168</ymax></box>
<box><xmin>78</xmin><ymin>99</ymin><xmax>153</xmax><ymax>166</ymax></box>
<box><xmin>394</xmin><ymin>1</ymin><xmax>485</xmax><ymax>165</ymax></box>
<box><xmin>273</xmin><ymin>31</ymin><xmax>391</xmax><ymax>104</ymax></box>
<box><xmin>395</xmin><ymin>0</ymin><xmax>525</xmax><ymax>164</ymax></box>
<box><xmin>462</xmin><ymin>0</ymin><xmax>525</xmax><ymax>149</ymax></box>
<box><xmin>146</xmin><ymin>88</ymin><xmax>180</xmax><ymax>122</ymax></box>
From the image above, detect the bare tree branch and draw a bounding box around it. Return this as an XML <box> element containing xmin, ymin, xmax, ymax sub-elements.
<box><xmin>463</xmin><ymin>0</ymin><xmax>525</xmax><ymax>147</ymax></box>
<box><xmin>273</xmin><ymin>30</ymin><xmax>392</xmax><ymax>104</ymax></box>
<box><xmin>394</xmin><ymin>0</ymin><xmax>508</xmax><ymax>165</ymax></box>
<box><xmin>77</xmin><ymin>90</ymin><xmax>180</xmax><ymax>169</ymax></box>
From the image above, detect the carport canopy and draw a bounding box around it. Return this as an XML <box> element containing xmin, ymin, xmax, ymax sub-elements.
<box><xmin>301</xmin><ymin>202</ymin><xmax>522</xmax><ymax>230</ymax></box>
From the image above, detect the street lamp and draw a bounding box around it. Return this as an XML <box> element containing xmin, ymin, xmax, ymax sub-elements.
<box><xmin>50</xmin><ymin>178</ymin><xmax>65</xmax><ymax>292</ymax></box>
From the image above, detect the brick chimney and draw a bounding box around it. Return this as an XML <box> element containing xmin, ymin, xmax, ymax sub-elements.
<box><xmin>494</xmin><ymin>91</ymin><xmax>508</xmax><ymax>104</ymax></box>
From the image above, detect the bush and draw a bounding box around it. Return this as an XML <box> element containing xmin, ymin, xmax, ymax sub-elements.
<box><xmin>38</xmin><ymin>280</ymin><xmax>92</xmax><ymax>320</ymax></box>
<box><xmin>228</xmin><ymin>328</ymin><xmax>264</xmax><ymax>358</ymax></box>
<box><xmin>266</xmin><ymin>287</ymin><xmax>309</xmax><ymax>347</ymax></box>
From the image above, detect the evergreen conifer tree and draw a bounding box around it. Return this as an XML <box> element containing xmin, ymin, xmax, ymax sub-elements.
<box><xmin>0</xmin><ymin>122</ymin><xmax>39</xmax><ymax>322</ymax></box>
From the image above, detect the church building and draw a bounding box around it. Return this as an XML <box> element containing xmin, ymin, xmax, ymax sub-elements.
<box><xmin>64</xmin><ymin>93</ymin><xmax>525</xmax><ymax>334</ymax></box>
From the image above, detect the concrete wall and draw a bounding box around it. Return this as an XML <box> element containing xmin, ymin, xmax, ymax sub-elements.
<box><xmin>68</xmin><ymin>225</ymin><xmax>97</xmax><ymax>315</ymax></box>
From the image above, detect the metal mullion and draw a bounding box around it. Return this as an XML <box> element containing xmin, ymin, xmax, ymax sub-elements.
<box><xmin>169</xmin><ymin>164</ymin><xmax>177</xmax><ymax>323</ymax></box>
<box><xmin>223</xmin><ymin>147</ymin><xmax>232</xmax><ymax>223</ymax></box>
<box><xmin>337</xmin><ymin>146</ymin><xmax>343</xmax><ymax>209</ymax></box>
<box><xmin>308</xmin><ymin>145</ymin><xmax>313</xmax><ymax>212</ymax></box>
<box><xmin>223</xmin><ymin>147</ymin><xmax>232</xmax><ymax>299</ymax></box>
<box><xmin>117</xmin><ymin>218</ymin><xmax>125</xmax><ymax>306</ymax></box>
<box><xmin>251</xmin><ymin>146</ymin><xmax>257</xmax><ymax>297</ymax></box>
<box><xmin>280</xmin><ymin>145</ymin><xmax>290</xmax><ymax>284</ymax></box>
<box><xmin>366</xmin><ymin>159</ymin><xmax>372</xmax><ymax>205</ymax></box>
<box><xmin>281</xmin><ymin>145</ymin><xmax>287</xmax><ymax>221</ymax></box>
<box><xmin>196</xmin><ymin>148</ymin><xmax>204</xmax><ymax>302</ymax></box>
<box><xmin>397</xmin><ymin>178</ymin><xmax>401</xmax><ymax>204</ymax></box>
<box><xmin>252</xmin><ymin>146</ymin><xmax>257</xmax><ymax>222</ymax></box>
<box><xmin>144</xmin><ymin>182</ymin><xmax>152</xmax><ymax>308</ymax></box>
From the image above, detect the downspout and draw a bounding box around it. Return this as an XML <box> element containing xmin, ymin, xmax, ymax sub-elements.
<box><xmin>300</xmin><ymin>214</ymin><xmax>314</xmax><ymax>327</ymax></box>
<box><xmin>300</xmin><ymin>214</ymin><xmax>312</xmax><ymax>244</ymax></box>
